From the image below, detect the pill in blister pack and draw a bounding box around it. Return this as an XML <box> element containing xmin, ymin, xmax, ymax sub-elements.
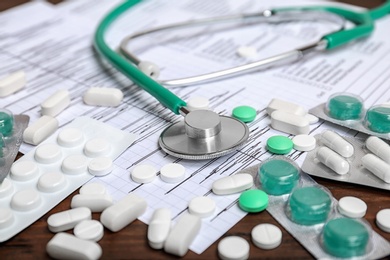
<box><xmin>0</xmin><ymin>116</ymin><xmax>137</xmax><ymax>242</ymax></box>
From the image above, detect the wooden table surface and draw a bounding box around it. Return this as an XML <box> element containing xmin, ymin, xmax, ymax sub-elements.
<box><xmin>0</xmin><ymin>0</ymin><xmax>389</xmax><ymax>259</ymax></box>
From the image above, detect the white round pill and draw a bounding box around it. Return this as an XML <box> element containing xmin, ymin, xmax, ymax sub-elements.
<box><xmin>11</xmin><ymin>189</ymin><xmax>41</xmax><ymax>211</ymax></box>
<box><xmin>62</xmin><ymin>154</ymin><xmax>88</xmax><ymax>175</ymax></box>
<box><xmin>236</xmin><ymin>46</ymin><xmax>257</xmax><ymax>58</ymax></box>
<box><xmin>131</xmin><ymin>164</ymin><xmax>157</xmax><ymax>184</ymax></box>
<box><xmin>218</xmin><ymin>236</ymin><xmax>250</xmax><ymax>260</ymax></box>
<box><xmin>37</xmin><ymin>172</ymin><xmax>66</xmax><ymax>193</ymax></box>
<box><xmin>84</xmin><ymin>138</ymin><xmax>111</xmax><ymax>157</ymax></box>
<box><xmin>188</xmin><ymin>196</ymin><xmax>216</xmax><ymax>218</ymax></box>
<box><xmin>251</xmin><ymin>223</ymin><xmax>282</xmax><ymax>250</ymax></box>
<box><xmin>80</xmin><ymin>182</ymin><xmax>107</xmax><ymax>195</ymax></box>
<box><xmin>305</xmin><ymin>114</ymin><xmax>319</xmax><ymax>124</ymax></box>
<box><xmin>34</xmin><ymin>143</ymin><xmax>62</xmax><ymax>164</ymax></box>
<box><xmin>292</xmin><ymin>134</ymin><xmax>316</xmax><ymax>152</ymax></box>
<box><xmin>57</xmin><ymin>128</ymin><xmax>84</xmax><ymax>147</ymax></box>
<box><xmin>0</xmin><ymin>178</ymin><xmax>14</xmax><ymax>198</ymax></box>
<box><xmin>160</xmin><ymin>163</ymin><xmax>185</xmax><ymax>183</ymax></box>
<box><xmin>10</xmin><ymin>160</ymin><xmax>39</xmax><ymax>181</ymax></box>
<box><xmin>338</xmin><ymin>196</ymin><xmax>367</xmax><ymax>218</ymax></box>
<box><xmin>186</xmin><ymin>97</ymin><xmax>210</xmax><ymax>111</ymax></box>
<box><xmin>0</xmin><ymin>207</ymin><xmax>14</xmax><ymax>229</ymax></box>
<box><xmin>74</xmin><ymin>219</ymin><xmax>104</xmax><ymax>242</ymax></box>
<box><xmin>88</xmin><ymin>157</ymin><xmax>113</xmax><ymax>176</ymax></box>
<box><xmin>376</xmin><ymin>209</ymin><xmax>390</xmax><ymax>233</ymax></box>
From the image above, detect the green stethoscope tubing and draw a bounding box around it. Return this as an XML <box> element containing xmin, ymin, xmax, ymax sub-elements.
<box><xmin>94</xmin><ymin>0</ymin><xmax>390</xmax><ymax>115</ymax></box>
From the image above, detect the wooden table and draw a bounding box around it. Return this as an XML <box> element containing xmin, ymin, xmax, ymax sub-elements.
<box><xmin>0</xmin><ymin>1</ymin><xmax>389</xmax><ymax>259</ymax></box>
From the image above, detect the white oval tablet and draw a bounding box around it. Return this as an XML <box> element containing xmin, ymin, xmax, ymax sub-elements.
<box><xmin>317</xmin><ymin>146</ymin><xmax>350</xmax><ymax>175</ymax></box>
<box><xmin>62</xmin><ymin>154</ymin><xmax>89</xmax><ymax>175</ymax></box>
<box><xmin>37</xmin><ymin>172</ymin><xmax>66</xmax><ymax>193</ymax></box>
<box><xmin>84</xmin><ymin>138</ymin><xmax>111</xmax><ymax>157</ymax></box>
<box><xmin>338</xmin><ymin>196</ymin><xmax>367</xmax><ymax>218</ymax></box>
<box><xmin>73</xmin><ymin>220</ymin><xmax>104</xmax><ymax>242</ymax></box>
<box><xmin>47</xmin><ymin>207</ymin><xmax>91</xmax><ymax>233</ymax></box>
<box><xmin>0</xmin><ymin>208</ymin><xmax>14</xmax><ymax>229</ymax></box>
<box><xmin>321</xmin><ymin>130</ymin><xmax>354</xmax><ymax>158</ymax></box>
<box><xmin>188</xmin><ymin>196</ymin><xmax>216</xmax><ymax>218</ymax></box>
<box><xmin>46</xmin><ymin>232</ymin><xmax>102</xmax><ymax>260</ymax></box>
<box><xmin>0</xmin><ymin>70</ymin><xmax>26</xmax><ymax>97</ymax></box>
<box><xmin>376</xmin><ymin>209</ymin><xmax>390</xmax><ymax>233</ymax></box>
<box><xmin>292</xmin><ymin>134</ymin><xmax>316</xmax><ymax>152</ymax></box>
<box><xmin>218</xmin><ymin>236</ymin><xmax>250</xmax><ymax>260</ymax></box>
<box><xmin>237</xmin><ymin>46</ymin><xmax>257</xmax><ymax>58</ymax></box>
<box><xmin>212</xmin><ymin>173</ymin><xmax>253</xmax><ymax>195</ymax></box>
<box><xmin>131</xmin><ymin>164</ymin><xmax>157</xmax><ymax>184</ymax></box>
<box><xmin>251</xmin><ymin>223</ymin><xmax>282</xmax><ymax>250</ymax></box>
<box><xmin>148</xmin><ymin>208</ymin><xmax>172</xmax><ymax>249</ymax></box>
<box><xmin>80</xmin><ymin>182</ymin><xmax>107</xmax><ymax>195</ymax></box>
<box><xmin>23</xmin><ymin>115</ymin><xmax>58</xmax><ymax>145</ymax></box>
<box><xmin>10</xmin><ymin>160</ymin><xmax>39</xmax><ymax>181</ymax></box>
<box><xmin>88</xmin><ymin>157</ymin><xmax>113</xmax><ymax>176</ymax></box>
<box><xmin>11</xmin><ymin>189</ymin><xmax>41</xmax><ymax>211</ymax></box>
<box><xmin>34</xmin><ymin>143</ymin><xmax>62</xmax><ymax>164</ymax></box>
<box><xmin>83</xmin><ymin>87</ymin><xmax>123</xmax><ymax>107</ymax></box>
<box><xmin>0</xmin><ymin>178</ymin><xmax>14</xmax><ymax>198</ymax></box>
<box><xmin>41</xmin><ymin>89</ymin><xmax>70</xmax><ymax>117</ymax></box>
<box><xmin>271</xmin><ymin>110</ymin><xmax>310</xmax><ymax>135</ymax></box>
<box><xmin>160</xmin><ymin>163</ymin><xmax>185</xmax><ymax>183</ymax></box>
<box><xmin>57</xmin><ymin>128</ymin><xmax>84</xmax><ymax>148</ymax></box>
<box><xmin>71</xmin><ymin>194</ymin><xmax>113</xmax><ymax>213</ymax></box>
<box><xmin>186</xmin><ymin>97</ymin><xmax>210</xmax><ymax>111</ymax></box>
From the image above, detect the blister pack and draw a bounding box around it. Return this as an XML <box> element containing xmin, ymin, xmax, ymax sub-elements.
<box><xmin>0</xmin><ymin>116</ymin><xmax>137</xmax><ymax>242</ymax></box>
<box><xmin>239</xmin><ymin>156</ymin><xmax>390</xmax><ymax>259</ymax></box>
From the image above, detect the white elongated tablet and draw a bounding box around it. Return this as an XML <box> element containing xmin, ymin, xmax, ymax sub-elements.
<box><xmin>271</xmin><ymin>110</ymin><xmax>310</xmax><ymax>135</ymax></box>
<box><xmin>266</xmin><ymin>98</ymin><xmax>307</xmax><ymax>116</ymax></box>
<box><xmin>57</xmin><ymin>128</ymin><xmax>84</xmax><ymax>148</ymax></box>
<box><xmin>11</xmin><ymin>189</ymin><xmax>41</xmax><ymax>211</ymax></box>
<box><xmin>71</xmin><ymin>194</ymin><xmax>113</xmax><ymax>212</ymax></box>
<box><xmin>321</xmin><ymin>130</ymin><xmax>354</xmax><ymax>158</ymax></box>
<box><xmin>73</xmin><ymin>220</ymin><xmax>104</xmax><ymax>242</ymax></box>
<box><xmin>251</xmin><ymin>223</ymin><xmax>282</xmax><ymax>250</ymax></box>
<box><xmin>292</xmin><ymin>134</ymin><xmax>316</xmax><ymax>151</ymax></box>
<box><xmin>218</xmin><ymin>236</ymin><xmax>250</xmax><ymax>260</ymax></box>
<box><xmin>160</xmin><ymin>163</ymin><xmax>185</xmax><ymax>183</ymax></box>
<box><xmin>34</xmin><ymin>143</ymin><xmax>62</xmax><ymax>164</ymax></box>
<box><xmin>23</xmin><ymin>115</ymin><xmax>59</xmax><ymax>145</ymax></box>
<box><xmin>131</xmin><ymin>164</ymin><xmax>157</xmax><ymax>184</ymax></box>
<box><xmin>61</xmin><ymin>154</ymin><xmax>88</xmax><ymax>175</ymax></box>
<box><xmin>41</xmin><ymin>89</ymin><xmax>70</xmax><ymax>116</ymax></box>
<box><xmin>47</xmin><ymin>207</ymin><xmax>91</xmax><ymax>232</ymax></box>
<box><xmin>84</xmin><ymin>138</ymin><xmax>111</xmax><ymax>157</ymax></box>
<box><xmin>46</xmin><ymin>232</ymin><xmax>102</xmax><ymax>260</ymax></box>
<box><xmin>376</xmin><ymin>209</ymin><xmax>390</xmax><ymax>233</ymax></box>
<box><xmin>88</xmin><ymin>157</ymin><xmax>113</xmax><ymax>176</ymax></box>
<box><xmin>317</xmin><ymin>146</ymin><xmax>350</xmax><ymax>175</ymax></box>
<box><xmin>10</xmin><ymin>160</ymin><xmax>39</xmax><ymax>181</ymax></box>
<box><xmin>362</xmin><ymin>154</ymin><xmax>390</xmax><ymax>183</ymax></box>
<box><xmin>148</xmin><ymin>208</ymin><xmax>172</xmax><ymax>249</ymax></box>
<box><xmin>37</xmin><ymin>172</ymin><xmax>66</xmax><ymax>193</ymax></box>
<box><xmin>83</xmin><ymin>87</ymin><xmax>123</xmax><ymax>107</ymax></box>
<box><xmin>100</xmin><ymin>193</ymin><xmax>147</xmax><ymax>232</ymax></box>
<box><xmin>0</xmin><ymin>208</ymin><xmax>14</xmax><ymax>229</ymax></box>
<box><xmin>186</xmin><ymin>96</ymin><xmax>210</xmax><ymax>111</ymax></box>
<box><xmin>212</xmin><ymin>173</ymin><xmax>253</xmax><ymax>195</ymax></box>
<box><xmin>188</xmin><ymin>196</ymin><xmax>216</xmax><ymax>218</ymax></box>
<box><xmin>164</xmin><ymin>213</ymin><xmax>201</xmax><ymax>257</ymax></box>
<box><xmin>338</xmin><ymin>196</ymin><xmax>367</xmax><ymax>218</ymax></box>
<box><xmin>0</xmin><ymin>71</ymin><xmax>26</xmax><ymax>97</ymax></box>
<box><xmin>366</xmin><ymin>136</ymin><xmax>390</xmax><ymax>163</ymax></box>
<box><xmin>0</xmin><ymin>178</ymin><xmax>13</xmax><ymax>198</ymax></box>
<box><xmin>79</xmin><ymin>182</ymin><xmax>107</xmax><ymax>195</ymax></box>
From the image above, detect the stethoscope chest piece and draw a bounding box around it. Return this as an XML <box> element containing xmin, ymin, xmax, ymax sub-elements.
<box><xmin>159</xmin><ymin>110</ymin><xmax>249</xmax><ymax>160</ymax></box>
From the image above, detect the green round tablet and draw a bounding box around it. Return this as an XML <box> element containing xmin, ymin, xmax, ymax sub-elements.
<box><xmin>266</xmin><ymin>136</ymin><xmax>293</xmax><ymax>154</ymax></box>
<box><xmin>238</xmin><ymin>189</ymin><xmax>268</xmax><ymax>213</ymax></box>
<box><xmin>0</xmin><ymin>109</ymin><xmax>14</xmax><ymax>137</ymax></box>
<box><xmin>323</xmin><ymin>218</ymin><xmax>369</xmax><ymax>258</ymax></box>
<box><xmin>365</xmin><ymin>105</ymin><xmax>390</xmax><ymax>133</ymax></box>
<box><xmin>232</xmin><ymin>106</ymin><xmax>257</xmax><ymax>123</ymax></box>
<box><xmin>327</xmin><ymin>94</ymin><xmax>363</xmax><ymax>120</ymax></box>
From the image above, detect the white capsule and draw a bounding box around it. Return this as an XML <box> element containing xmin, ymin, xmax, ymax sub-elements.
<box><xmin>365</xmin><ymin>136</ymin><xmax>390</xmax><ymax>164</ymax></box>
<box><xmin>362</xmin><ymin>154</ymin><xmax>390</xmax><ymax>183</ymax></box>
<box><xmin>83</xmin><ymin>87</ymin><xmax>123</xmax><ymax>107</ymax></box>
<box><xmin>47</xmin><ymin>207</ymin><xmax>91</xmax><ymax>232</ymax></box>
<box><xmin>0</xmin><ymin>71</ymin><xmax>26</xmax><ymax>97</ymax></box>
<box><xmin>148</xmin><ymin>208</ymin><xmax>172</xmax><ymax>249</ymax></box>
<box><xmin>23</xmin><ymin>116</ymin><xmax>59</xmax><ymax>145</ymax></box>
<box><xmin>321</xmin><ymin>130</ymin><xmax>354</xmax><ymax>158</ymax></box>
<box><xmin>212</xmin><ymin>173</ymin><xmax>253</xmax><ymax>195</ymax></box>
<box><xmin>271</xmin><ymin>110</ymin><xmax>310</xmax><ymax>135</ymax></box>
<box><xmin>71</xmin><ymin>194</ymin><xmax>113</xmax><ymax>212</ymax></box>
<box><xmin>317</xmin><ymin>146</ymin><xmax>350</xmax><ymax>175</ymax></box>
<box><xmin>41</xmin><ymin>89</ymin><xmax>70</xmax><ymax>117</ymax></box>
<box><xmin>266</xmin><ymin>98</ymin><xmax>307</xmax><ymax>116</ymax></box>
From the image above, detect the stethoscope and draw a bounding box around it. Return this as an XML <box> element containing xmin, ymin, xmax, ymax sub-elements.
<box><xmin>94</xmin><ymin>0</ymin><xmax>390</xmax><ymax>160</ymax></box>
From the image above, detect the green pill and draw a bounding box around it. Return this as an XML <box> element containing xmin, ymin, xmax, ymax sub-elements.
<box><xmin>289</xmin><ymin>186</ymin><xmax>331</xmax><ymax>225</ymax></box>
<box><xmin>266</xmin><ymin>135</ymin><xmax>293</xmax><ymax>154</ymax></box>
<box><xmin>365</xmin><ymin>105</ymin><xmax>390</xmax><ymax>133</ymax></box>
<box><xmin>323</xmin><ymin>218</ymin><xmax>369</xmax><ymax>258</ymax></box>
<box><xmin>0</xmin><ymin>109</ymin><xmax>14</xmax><ymax>137</ymax></box>
<box><xmin>232</xmin><ymin>105</ymin><xmax>257</xmax><ymax>123</ymax></box>
<box><xmin>327</xmin><ymin>94</ymin><xmax>363</xmax><ymax>120</ymax></box>
<box><xmin>259</xmin><ymin>158</ymin><xmax>299</xmax><ymax>195</ymax></box>
<box><xmin>238</xmin><ymin>189</ymin><xmax>268</xmax><ymax>213</ymax></box>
